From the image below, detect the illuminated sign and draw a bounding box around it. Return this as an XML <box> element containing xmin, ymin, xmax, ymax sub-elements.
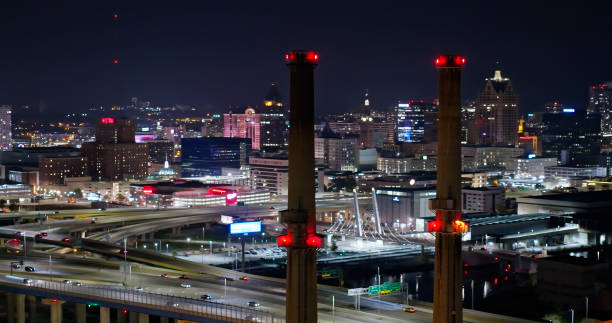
<box><xmin>397</xmin><ymin>103</ymin><xmax>410</xmax><ymax>108</ymax></box>
<box><xmin>100</xmin><ymin>117</ymin><xmax>115</xmax><ymax>124</ymax></box>
<box><xmin>528</xmin><ymin>153</ymin><xmax>536</xmax><ymax>159</ymax></box>
<box><xmin>142</xmin><ymin>185</ymin><xmax>155</xmax><ymax>194</ymax></box>
<box><xmin>230</xmin><ymin>221</ymin><xmax>262</xmax><ymax>235</ymax></box>
<box><xmin>220</xmin><ymin>215</ymin><xmax>234</xmax><ymax>224</ymax></box>
<box><xmin>562</xmin><ymin>108</ymin><xmax>575</xmax><ymax>113</ymax></box>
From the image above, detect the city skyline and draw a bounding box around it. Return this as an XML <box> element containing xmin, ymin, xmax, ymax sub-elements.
<box><xmin>1</xmin><ymin>2</ymin><xmax>612</xmax><ymax>116</ymax></box>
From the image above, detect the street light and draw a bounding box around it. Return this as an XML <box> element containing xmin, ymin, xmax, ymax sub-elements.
<box><xmin>186</xmin><ymin>237</ymin><xmax>191</xmax><ymax>252</ymax></box>
<box><xmin>154</xmin><ymin>242</ymin><xmax>158</xmax><ymax>252</ymax></box>
<box><xmin>209</xmin><ymin>240</ymin><xmax>212</xmax><ymax>255</ymax></box>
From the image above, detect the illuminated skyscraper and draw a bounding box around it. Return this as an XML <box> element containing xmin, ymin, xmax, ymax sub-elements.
<box><xmin>588</xmin><ymin>82</ymin><xmax>612</xmax><ymax>135</ymax></box>
<box><xmin>223</xmin><ymin>107</ymin><xmax>261</xmax><ymax>150</ymax></box>
<box><xmin>260</xmin><ymin>83</ymin><xmax>287</xmax><ymax>150</ymax></box>
<box><xmin>473</xmin><ymin>70</ymin><xmax>519</xmax><ymax>146</ymax></box>
<box><xmin>0</xmin><ymin>105</ymin><xmax>12</xmax><ymax>151</ymax></box>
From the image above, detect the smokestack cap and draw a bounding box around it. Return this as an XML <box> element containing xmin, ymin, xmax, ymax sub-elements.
<box><xmin>434</xmin><ymin>54</ymin><xmax>466</xmax><ymax>68</ymax></box>
<box><xmin>285</xmin><ymin>50</ymin><xmax>319</xmax><ymax>66</ymax></box>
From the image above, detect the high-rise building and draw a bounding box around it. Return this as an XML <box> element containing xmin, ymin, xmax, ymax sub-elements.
<box><xmin>588</xmin><ymin>82</ymin><xmax>612</xmax><ymax>135</ymax></box>
<box><xmin>360</xmin><ymin>89</ymin><xmax>372</xmax><ymax>117</ymax></box>
<box><xmin>473</xmin><ymin>70</ymin><xmax>519</xmax><ymax>146</ymax></box>
<box><xmin>396</xmin><ymin>101</ymin><xmax>438</xmax><ymax>143</ymax></box>
<box><xmin>147</xmin><ymin>140</ymin><xmax>175</xmax><ymax>164</ymax></box>
<box><xmin>82</xmin><ymin>118</ymin><xmax>148</xmax><ymax>181</ymax></box>
<box><xmin>260</xmin><ymin>83</ymin><xmax>288</xmax><ymax>151</ymax></box>
<box><xmin>315</xmin><ymin>127</ymin><xmax>359</xmax><ymax>172</ymax></box>
<box><xmin>249</xmin><ymin>154</ymin><xmax>289</xmax><ymax>195</ymax></box>
<box><xmin>0</xmin><ymin>105</ymin><xmax>12</xmax><ymax>151</ymax></box>
<box><xmin>541</xmin><ymin>109</ymin><xmax>601</xmax><ymax>167</ymax></box>
<box><xmin>224</xmin><ymin>107</ymin><xmax>261</xmax><ymax>150</ymax></box>
<box><xmin>181</xmin><ymin>137</ymin><xmax>251</xmax><ymax>177</ymax></box>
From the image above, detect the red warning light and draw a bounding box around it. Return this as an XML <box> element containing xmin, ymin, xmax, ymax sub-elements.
<box><xmin>454</xmin><ymin>56</ymin><xmax>466</xmax><ymax>66</ymax></box>
<box><xmin>100</xmin><ymin>117</ymin><xmax>115</xmax><ymax>124</ymax></box>
<box><xmin>305</xmin><ymin>235</ymin><xmax>322</xmax><ymax>248</ymax></box>
<box><xmin>305</xmin><ymin>51</ymin><xmax>319</xmax><ymax>62</ymax></box>
<box><xmin>113</xmin><ymin>58</ymin><xmax>119</xmax><ymax>64</ymax></box>
<box><xmin>453</xmin><ymin>220</ymin><xmax>468</xmax><ymax>233</ymax></box>
<box><xmin>51</xmin><ymin>298</ymin><xmax>58</xmax><ymax>303</ymax></box>
<box><xmin>122</xmin><ymin>309</ymin><xmax>128</xmax><ymax>315</ymax></box>
<box><xmin>427</xmin><ymin>220</ymin><xmax>442</xmax><ymax>232</ymax></box>
<box><xmin>434</xmin><ymin>56</ymin><xmax>447</xmax><ymax>67</ymax></box>
<box><xmin>493</xmin><ymin>277</ymin><xmax>498</xmax><ymax>285</ymax></box>
<box><xmin>113</xmin><ymin>13</ymin><xmax>119</xmax><ymax>19</ymax></box>
<box><xmin>277</xmin><ymin>234</ymin><xmax>293</xmax><ymax>247</ymax></box>
<box><xmin>504</xmin><ymin>275</ymin><xmax>508</xmax><ymax>281</ymax></box>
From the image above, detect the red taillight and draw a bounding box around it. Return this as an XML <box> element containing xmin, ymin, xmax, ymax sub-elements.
<box><xmin>277</xmin><ymin>235</ymin><xmax>292</xmax><ymax>247</ymax></box>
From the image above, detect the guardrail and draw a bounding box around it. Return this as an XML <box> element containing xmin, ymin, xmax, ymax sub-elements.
<box><xmin>1</xmin><ymin>277</ymin><xmax>283</xmax><ymax>323</ymax></box>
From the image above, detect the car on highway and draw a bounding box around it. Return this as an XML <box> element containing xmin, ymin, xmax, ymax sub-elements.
<box><xmin>74</xmin><ymin>282</ymin><xmax>82</xmax><ymax>286</ymax></box>
<box><xmin>62</xmin><ymin>238</ymin><xmax>72</xmax><ymax>243</ymax></box>
<box><xmin>136</xmin><ymin>287</ymin><xmax>143</xmax><ymax>291</ymax></box>
<box><xmin>247</xmin><ymin>301</ymin><xmax>261</xmax><ymax>307</ymax></box>
<box><xmin>167</xmin><ymin>302</ymin><xmax>180</xmax><ymax>307</ymax></box>
<box><xmin>41</xmin><ymin>232</ymin><xmax>48</xmax><ymax>236</ymax></box>
<box><xmin>36</xmin><ymin>234</ymin><xmax>44</xmax><ymax>239</ymax></box>
<box><xmin>24</xmin><ymin>266</ymin><xmax>35</xmax><ymax>272</ymax></box>
<box><xmin>63</xmin><ymin>279</ymin><xmax>72</xmax><ymax>284</ymax></box>
<box><xmin>403</xmin><ymin>307</ymin><xmax>416</xmax><ymax>313</ymax></box>
<box><xmin>200</xmin><ymin>295</ymin><xmax>212</xmax><ymax>300</ymax></box>
<box><xmin>245</xmin><ymin>316</ymin><xmax>262</xmax><ymax>322</ymax></box>
<box><xmin>179</xmin><ymin>274</ymin><xmax>189</xmax><ymax>279</ymax></box>
<box><xmin>180</xmin><ymin>283</ymin><xmax>191</xmax><ymax>288</ymax></box>
<box><xmin>160</xmin><ymin>274</ymin><xmax>169</xmax><ymax>278</ymax></box>
<box><xmin>12</xmin><ymin>263</ymin><xmax>21</xmax><ymax>269</ymax></box>
<box><xmin>240</xmin><ymin>276</ymin><xmax>248</xmax><ymax>281</ymax></box>
<box><xmin>23</xmin><ymin>278</ymin><xmax>33</xmax><ymax>285</ymax></box>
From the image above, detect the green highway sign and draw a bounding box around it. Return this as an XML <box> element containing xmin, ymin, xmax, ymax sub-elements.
<box><xmin>368</xmin><ymin>282</ymin><xmax>401</xmax><ymax>295</ymax></box>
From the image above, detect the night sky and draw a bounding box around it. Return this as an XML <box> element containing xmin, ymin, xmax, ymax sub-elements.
<box><xmin>1</xmin><ymin>1</ymin><xmax>611</xmax><ymax>116</ymax></box>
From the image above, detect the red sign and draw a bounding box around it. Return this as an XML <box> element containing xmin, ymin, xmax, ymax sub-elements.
<box><xmin>142</xmin><ymin>185</ymin><xmax>155</xmax><ymax>194</ymax></box>
<box><xmin>100</xmin><ymin>117</ymin><xmax>115</xmax><ymax>124</ymax></box>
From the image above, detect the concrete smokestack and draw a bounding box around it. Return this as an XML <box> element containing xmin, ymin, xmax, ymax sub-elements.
<box><xmin>430</xmin><ymin>54</ymin><xmax>467</xmax><ymax>323</ymax></box>
<box><xmin>280</xmin><ymin>50</ymin><xmax>319</xmax><ymax>323</ymax></box>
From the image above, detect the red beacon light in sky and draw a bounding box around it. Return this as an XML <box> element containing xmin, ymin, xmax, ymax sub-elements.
<box><xmin>434</xmin><ymin>55</ymin><xmax>466</xmax><ymax>68</ymax></box>
<box><xmin>285</xmin><ymin>50</ymin><xmax>319</xmax><ymax>64</ymax></box>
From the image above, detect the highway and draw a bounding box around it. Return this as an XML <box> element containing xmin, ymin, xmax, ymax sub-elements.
<box><xmin>0</xmin><ymin>203</ymin><xmax>536</xmax><ymax>323</ymax></box>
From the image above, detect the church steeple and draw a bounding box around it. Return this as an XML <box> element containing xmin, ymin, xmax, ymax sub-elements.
<box><xmin>360</xmin><ymin>89</ymin><xmax>371</xmax><ymax>117</ymax></box>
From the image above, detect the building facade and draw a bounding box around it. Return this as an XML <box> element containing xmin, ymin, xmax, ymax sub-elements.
<box><xmin>588</xmin><ymin>82</ymin><xmax>612</xmax><ymax>135</ymax></box>
<box><xmin>472</xmin><ymin>70</ymin><xmax>519</xmax><ymax>146</ymax></box>
<box><xmin>541</xmin><ymin>110</ymin><xmax>601</xmax><ymax>167</ymax></box>
<box><xmin>39</xmin><ymin>156</ymin><xmax>88</xmax><ymax>185</ymax></box>
<box><xmin>224</xmin><ymin>107</ymin><xmax>261</xmax><ymax>150</ymax></box>
<box><xmin>508</xmin><ymin>156</ymin><xmax>558</xmax><ymax>179</ymax></box>
<box><xmin>260</xmin><ymin>83</ymin><xmax>287</xmax><ymax>150</ymax></box>
<box><xmin>147</xmin><ymin>140</ymin><xmax>175</xmax><ymax>164</ymax></box>
<box><xmin>0</xmin><ymin>105</ymin><xmax>12</xmax><ymax>151</ymax></box>
<box><xmin>181</xmin><ymin>137</ymin><xmax>251</xmax><ymax>177</ymax></box>
<box><xmin>82</xmin><ymin>118</ymin><xmax>148</xmax><ymax>181</ymax></box>
<box><xmin>462</xmin><ymin>186</ymin><xmax>505</xmax><ymax>214</ymax></box>
<box><xmin>396</xmin><ymin>101</ymin><xmax>438</xmax><ymax>143</ymax></box>
<box><xmin>249</xmin><ymin>155</ymin><xmax>289</xmax><ymax>195</ymax></box>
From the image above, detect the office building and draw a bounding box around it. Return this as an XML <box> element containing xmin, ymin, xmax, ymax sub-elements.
<box><xmin>541</xmin><ymin>109</ymin><xmax>601</xmax><ymax>166</ymax></box>
<box><xmin>473</xmin><ymin>70</ymin><xmax>519</xmax><ymax>146</ymax></box>
<box><xmin>461</xmin><ymin>186</ymin><xmax>505</xmax><ymax>214</ymax></box>
<box><xmin>374</xmin><ymin>186</ymin><xmax>437</xmax><ymax>229</ymax></box>
<box><xmin>461</xmin><ymin>146</ymin><xmax>523</xmax><ymax>169</ymax></box>
<box><xmin>588</xmin><ymin>82</ymin><xmax>612</xmax><ymax>135</ymax></box>
<box><xmin>377</xmin><ymin>155</ymin><xmax>437</xmax><ymax>174</ymax></box>
<box><xmin>249</xmin><ymin>155</ymin><xmax>289</xmax><ymax>195</ymax></box>
<box><xmin>507</xmin><ymin>156</ymin><xmax>558</xmax><ymax>179</ymax></box>
<box><xmin>0</xmin><ymin>105</ymin><xmax>12</xmax><ymax>151</ymax></box>
<box><xmin>82</xmin><ymin>118</ymin><xmax>148</xmax><ymax>181</ymax></box>
<box><xmin>396</xmin><ymin>101</ymin><xmax>437</xmax><ymax>143</ymax></box>
<box><xmin>260</xmin><ymin>83</ymin><xmax>288</xmax><ymax>150</ymax></box>
<box><xmin>181</xmin><ymin>137</ymin><xmax>251</xmax><ymax>177</ymax></box>
<box><xmin>39</xmin><ymin>156</ymin><xmax>88</xmax><ymax>185</ymax></box>
<box><xmin>315</xmin><ymin>128</ymin><xmax>359</xmax><ymax>172</ymax></box>
<box><xmin>544</xmin><ymin>166</ymin><xmax>606</xmax><ymax>179</ymax></box>
<box><xmin>224</xmin><ymin>107</ymin><xmax>261</xmax><ymax>150</ymax></box>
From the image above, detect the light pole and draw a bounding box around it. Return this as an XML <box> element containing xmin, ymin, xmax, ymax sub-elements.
<box><xmin>202</xmin><ymin>227</ymin><xmax>205</xmax><ymax>241</ymax></box>
<box><xmin>471</xmin><ymin>279</ymin><xmax>474</xmax><ymax>309</ymax></box>
<box><xmin>201</xmin><ymin>245</ymin><xmax>204</xmax><ymax>264</ymax></box>
<box><xmin>570</xmin><ymin>308</ymin><xmax>574</xmax><ymax>323</ymax></box>
<box><xmin>186</xmin><ymin>237</ymin><xmax>191</xmax><ymax>251</ymax></box>
<box><xmin>154</xmin><ymin>242</ymin><xmax>158</xmax><ymax>252</ymax></box>
<box><xmin>209</xmin><ymin>240</ymin><xmax>212</xmax><ymax>255</ymax></box>
<box><xmin>585</xmin><ymin>297</ymin><xmax>589</xmax><ymax>320</ymax></box>
<box><xmin>166</xmin><ymin>243</ymin><xmax>169</xmax><ymax>253</ymax></box>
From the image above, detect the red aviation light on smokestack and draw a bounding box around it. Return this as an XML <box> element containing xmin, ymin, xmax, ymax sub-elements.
<box><xmin>277</xmin><ymin>234</ymin><xmax>293</xmax><ymax>247</ymax></box>
<box><xmin>305</xmin><ymin>234</ymin><xmax>322</xmax><ymax>248</ymax></box>
<box><xmin>428</xmin><ymin>220</ymin><xmax>442</xmax><ymax>232</ymax></box>
<box><xmin>285</xmin><ymin>50</ymin><xmax>319</xmax><ymax>65</ymax></box>
<box><xmin>434</xmin><ymin>54</ymin><xmax>466</xmax><ymax>68</ymax></box>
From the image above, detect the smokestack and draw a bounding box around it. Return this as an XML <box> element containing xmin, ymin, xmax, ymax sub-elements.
<box><xmin>429</xmin><ymin>54</ymin><xmax>468</xmax><ymax>323</ymax></box>
<box><xmin>279</xmin><ymin>50</ymin><xmax>320</xmax><ymax>323</ymax></box>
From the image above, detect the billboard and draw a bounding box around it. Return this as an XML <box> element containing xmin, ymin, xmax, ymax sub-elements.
<box><xmin>229</xmin><ymin>221</ymin><xmax>261</xmax><ymax>235</ymax></box>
